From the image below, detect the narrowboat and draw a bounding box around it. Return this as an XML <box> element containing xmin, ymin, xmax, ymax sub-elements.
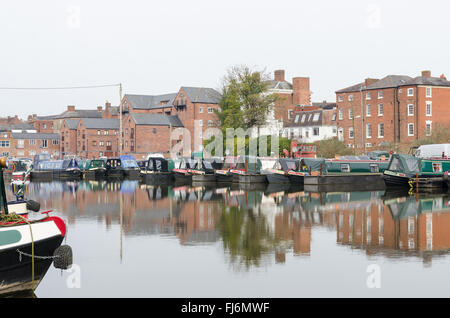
<box><xmin>287</xmin><ymin>158</ymin><xmax>324</xmax><ymax>185</ymax></box>
<box><xmin>444</xmin><ymin>171</ymin><xmax>450</xmax><ymax>189</ymax></box>
<box><xmin>366</xmin><ymin>151</ymin><xmax>390</xmax><ymax>161</ymax></box>
<box><xmin>120</xmin><ymin>155</ymin><xmax>140</xmax><ymax>179</ymax></box>
<box><xmin>172</xmin><ymin>157</ymin><xmax>196</xmax><ymax>183</ymax></box>
<box><xmin>264</xmin><ymin>158</ymin><xmax>299</xmax><ymax>184</ymax></box>
<box><xmin>215</xmin><ymin>157</ymin><xmax>239</xmax><ymax>183</ymax></box>
<box><xmin>143</xmin><ymin>157</ymin><xmax>175</xmax><ymax>183</ymax></box>
<box><xmin>105</xmin><ymin>158</ymin><xmax>123</xmax><ymax>179</ymax></box>
<box><xmin>83</xmin><ymin>159</ymin><xmax>106</xmax><ymax>179</ymax></box>
<box><xmin>137</xmin><ymin>160</ymin><xmax>149</xmax><ymax>175</ymax></box>
<box><xmin>383</xmin><ymin>154</ymin><xmax>450</xmax><ymax>188</ymax></box>
<box><xmin>325</xmin><ymin>156</ymin><xmax>389</xmax><ymax>174</ymax></box>
<box><xmin>11</xmin><ymin>159</ymin><xmax>32</xmax><ymax>183</ymax></box>
<box><xmin>0</xmin><ymin>156</ymin><xmax>72</xmax><ymax>295</ymax></box>
<box><xmin>59</xmin><ymin>159</ymin><xmax>82</xmax><ymax>179</ymax></box>
<box><xmin>190</xmin><ymin>159</ymin><xmax>221</xmax><ymax>183</ymax></box>
<box><xmin>230</xmin><ymin>156</ymin><xmax>267</xmax><ymax>184</ymax></box>
<box><xmin>34</xmin><ymin>159</ymin><xmax>81</xmax><ymax>180</ymax></box>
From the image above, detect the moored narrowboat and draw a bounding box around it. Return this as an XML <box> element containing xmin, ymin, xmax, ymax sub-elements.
<box><xmin>325</xmin><ymin>157</ymin><xmax>389</xmax><ymax>174</ymax></box>
<box><xmin>190</xmin><ymin>159</ymin><xmax>221</xmax><ymax>183</ymax></box>
<box><xmin>120</xmin><ymin>155</ymin><xmax>140</xmax><ymax>179</ymax></box>
<box><xmin>172</xmin><ymin>157</ymin><xmax>196</xmax><ymax>183</ymax></box>
<box><xmin>231</xmin><ymin>156</ymin><xmax>267</xmax><ymax>184</ymax></box>
<box><xmin>214</xmin><ymin>157</ymin><xmax>239</xmax><ymax>183</ymax></box>
<box><xmin>11</xmin><ymin>159</ymin><xmax>32</xmax><ymax>183</ymax></box>
<box><xmin>105</xmin><ymin>158</ymin><xmax>123</xmax><ymax>179</ymax></box>
<box><xmin>83</xmin><ymin>159</ymin><xmax>106</xmax><ymax>179</ymax></box>
<box><xmin>383</xmin><ymin>154</ymin><xmax>450</xmax><ymax>188</ymax></box>
<box><xmin>143</xmin><ymin>157</ymin><xmax>174</xmax><ymax>183</ymax></box>
<box><xmin>264</xmin><ymin>158</ymin><xmax>299</xmax><ymax>184</ymax></box>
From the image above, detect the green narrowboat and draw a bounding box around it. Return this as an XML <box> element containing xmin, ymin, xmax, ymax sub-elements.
<box><xmin>383</xmin><ymin>154</ymin><xmax>450</xmax><ymax>188</ymax></box>
<box><xmin>287</xmin><ymin>158</ymin><xmax>324</xmax><ymax>185</ymax></box>
<box><xmin>325</xmin><ymin>157</ymin><xmax>389</xmax><ymax>174</ymax></box>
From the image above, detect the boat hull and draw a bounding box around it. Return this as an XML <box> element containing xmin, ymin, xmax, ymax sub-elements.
<box><xmin>288</xmin><ymin>174</ymin><xmax>305</xmax><ymax>185</ymax></box>
<box><xmin>143</xmin><ymin>173</ymin><xmax>173</xmax><ymax>184</ymax></box>
<box><xmin>123</xmin><ymin>169</ymin><xmax>141</xmax><ymax>179</ymax></box>
<box><xmin>105</xmin><ymin>169</ymin><xmax>124</xmax><ymax>179</ymax></box>
<box><xmin>192</xmin><ymin>174</ymin><xmax>216</xmax><ymax>183</ymax></box>
<box><xmin>266</xmin><ymin>173</ymin><xmax>289</xmax><ymax>184</ymax></box>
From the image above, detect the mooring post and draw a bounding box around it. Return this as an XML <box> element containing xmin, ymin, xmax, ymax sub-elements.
<box><xmin>416</xmin><ymin>173</ymin><xmax>419</xmax><ymax>193</ymax></box>
<box><xmin>320</xmin><ymin>164</ymin><xmax>323</xmax><ymax>176</ymax></box>
<box><xmin>0</xmin><ymin>159</ymin><xmax>9</xmax><ymax>215</ymax></box>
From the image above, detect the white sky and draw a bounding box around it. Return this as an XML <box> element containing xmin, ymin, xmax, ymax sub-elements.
<box><xmin>0</xmin><ymin>0</ymin><xmax>449</xmax><ymax>118</ymax></box>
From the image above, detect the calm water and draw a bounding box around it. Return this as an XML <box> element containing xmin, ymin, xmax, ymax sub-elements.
<box><xmin>8</xmin><ymin>180</ymin><xmax>450</xmax><ymax>297</ymax></box>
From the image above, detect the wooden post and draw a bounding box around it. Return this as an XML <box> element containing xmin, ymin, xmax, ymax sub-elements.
<box><xmin>254</xmin><ymin>160</ymin><xmax>257</xmax><ymax>176</ymax></box>
<box><xmin>320</xmin><ymin>164</ymin><xmax>323</xmax><ymax>176</ymax></box>
<box><xmin>416</xmin><ymin>173</ymin><xmax>419</xmax><ymax>193</ymax></box>
<box><xmin>245</xmin><ymin>158</ymin><xmax>248</xmax><ymax>174</ymax></box>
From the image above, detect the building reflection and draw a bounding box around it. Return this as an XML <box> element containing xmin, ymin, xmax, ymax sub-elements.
<box><xmin>15</xmin><ymin>181</ymin><xmax>450</xmax><ymax>269</ymax></box>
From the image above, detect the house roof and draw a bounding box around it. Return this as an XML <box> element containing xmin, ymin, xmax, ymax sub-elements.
<box><xmin>37</xmin><ymin>109</ymin><xmax>103</xmax><ymax>120</ymax></box>
<box><xmin>11</xmin><ymin>133</ymin><xmax>59</xmax><ymax>140</ymax></box>
<box><xmin>366</xmin><ymin>75</ymin><xmax>412</xmax><ymax>90</ymax></box>
<box><xmin>0</xmin><ymin>123</ymin><xmax>36</xmax><ymax>131</ymax></box>
<box><xmin>181</xmin><ymin>87</ymin><xmax>222</xmax><ymax>104</ymax></box>
<box><xmin>285</xmin><ymin>110</ymin><xmax>323</xmax><ymax>128</ymax></box>
<box><xmin>335</xmin><ymin>82</ymin><xmax>365</xmax><ymax>94</ymax></box>
<box><xmin>64</xmin><ymin>119</ymin><xmax>80</xmax><ymax>130</ymax></box>
<box><xmin>130</xmin><ymin>113</ymin><xmax>184</xmax><ymax>127</ymax></box>
<box><xmin>400</xmin><ymin>76</ymin><xmax>450</xmax><ymax>87</ymax></box>
<box><xmin>80</xmin><ymin>118</ymin><xmax>120</xmax><ymax>130</ymax></box>
<box><xmin>265</xmin><ymin>80</ymin><xmax>293</xmax><ymax>90</ymax></box>
<box><xmin>125</xmin><ymin>93</ymin><xmax>177</xmax><ymax>110</ymax></box>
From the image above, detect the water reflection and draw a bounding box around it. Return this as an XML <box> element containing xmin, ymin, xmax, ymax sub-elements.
<box><xmin>13</xmin><ymin>181</ymin><xmax>450</xmax><ymax>270</ymax></box>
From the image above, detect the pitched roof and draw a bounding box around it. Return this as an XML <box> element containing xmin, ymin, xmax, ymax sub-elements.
<box><xmin>125</xmin><ymin>93</ymin><xmax>177</xmax><ymax>110</ymax></box>
<box><xmin>80</xmin><ymin>118</ymin><xmax>120</xmax><ymax>129</ymax></box>
<box><xmin>130</xmin><ymin>113</ymin><xmax>184</xmax><ymax>127</ymax></box>
<box><xmin>366</xmin><ymin>75</ymin><xmax>412</xmax><ymax>90</ymax></box>
<box><xmin>285</xmin><ymin>110</ymin><xmax>323</xmax><ymax>127</ymax></box>
<box><xmin>64</xmin><ymin>119</ymin><xmax>80</xmax><ymax>130</ymax></box>
<box><xmin>181</xmin><ymin>87</ymin><xmax>222</xmax><ymax>104</ymax></box>
<box><xmin>265</xmin><ymin>80</ymin><xmax>293</xmax><ymax>90</ymax></box>
<box><xmin>11</xmin><ymin>133</ymin><xmax>59</xmax><ymax>140</ymax></box>
<box><xmin>335</xmin><ymin>82</ymin><xmax>365</xmax><ymax>94</ymax></box>
<box><xmin>37</xmin><ymin>109</ymin><xmax>103</xmax><ymax>120</ymax></box>
<box><xmin>400</xmin><ymin>76</ymin><xmax>450</xmax><ymax>87</ymax></box>
<box><xmin>0</xmin><ymin>123</ymin><xmax>36</xmax><ymax>131</ymax></box>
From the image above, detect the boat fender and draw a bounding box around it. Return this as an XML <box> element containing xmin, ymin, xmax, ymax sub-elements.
<box><xmin>53</xmin><ymin>245</ymin><xmax>73</xmax><ymax>270</ymax></box>
<box><xmin>26</xmin><ymin>200</ymin><xmax>41</xmax><ymax>212</ymax></box>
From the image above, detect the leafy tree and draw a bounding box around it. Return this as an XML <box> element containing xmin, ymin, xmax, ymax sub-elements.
<box><xmin>316</xmin><ymin>138</ymin><xmax>353</xmax><ymax>158</ymax></box>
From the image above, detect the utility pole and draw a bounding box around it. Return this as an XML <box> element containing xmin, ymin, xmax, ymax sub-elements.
<box><xmin>119</xmin><ymin>83</ymin><xmax>123</xmax><ymax>157</ymax></box>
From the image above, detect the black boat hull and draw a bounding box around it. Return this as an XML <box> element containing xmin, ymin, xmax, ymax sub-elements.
<box><xmin>216</xmin><ymin>173</ymin><xmax>233</xmax><ymax>183</ymax></box>
<box><xmin>123</xmin><ymin>169</ymin><xmax>141</xmax><ymax>179</ymax></box>
<box><xmin>288</xmin><ymin>174</ymin><xmax>305</xmax><ymax>185</ymax></box>
<box><xmin>143</xmin><ymin>173</ymin><xmax>173</xmax><ymax>184</ymax></box>
<box><xmin>266</xmin><ymin>173</ymin><xmax>290</xmax><ymax>184</ymax></box>
<box><xmin>106</xmin><ymin>169</ymin><xmax>124</xmax><ymax>179</ymax></box>
<box><xmin>383</xmin><ymin>173</ymin><xmax>413</xmax><ymax>188</ymax></box>
<box><xmin>0</xmin><ymin>235</ymin><xmax>64</xmax><ymax>295</ymax></box>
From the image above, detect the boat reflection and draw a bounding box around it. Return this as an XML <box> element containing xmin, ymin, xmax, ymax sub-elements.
<box><xmin>14</xmin><ymin>181</ymin><xmax>450</xmax><ymax>269</ymax></box>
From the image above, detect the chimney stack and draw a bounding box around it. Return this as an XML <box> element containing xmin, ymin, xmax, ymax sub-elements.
<box><xmin>292</xmin><ymin>77</ymin><xmax>311</xmax><ymax>106</ymax></box>
<box><xmin>67</xmin><ymin>105</ymin><xmax>75</xmax><ymax>112</ymax></box>
<box><xmin>365</xmin><ymin>78</ymin><xmax>379</xmax><ymax>87</ymax></box>
<box><xmin>440</xmin><ymin>74</ymin><xmax>447</xmax><ymax>80</ymax></box>
<box><xmin>97</xmin><ymin>106</ymin><xmax>103</xmax><ymax>111</ymax></box>
<box><xmin>105</xmin><ymin>101</ymin><xmax>111</xmax><ymax>109</ymax></box>
<box><xmin>274</xmin><ymin>70</ymin><xmax>285</xmax><ymax>82</ymax></box>
<box><xmin>422</xmin><ymin>70</ymin><xmax>431</xmax><ymax>78</ymax></box>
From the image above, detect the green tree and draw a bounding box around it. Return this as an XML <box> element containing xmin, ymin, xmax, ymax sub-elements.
<box><xmin>316</xmin><ymin>138</ymin><xmax>353</xmax><ymax>158</ymax></box>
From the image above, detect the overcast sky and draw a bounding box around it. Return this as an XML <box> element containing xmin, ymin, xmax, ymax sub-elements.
<box><xmin>0</xmin><ymin>0</ymin><xmax>449</xmax><ymax>118</ymax></box>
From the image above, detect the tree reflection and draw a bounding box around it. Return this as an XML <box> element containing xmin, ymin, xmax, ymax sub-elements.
<box><xmin>218</xmin><ymin>204</ymin><xmax>275</xmax><ymax>270</ymax></box>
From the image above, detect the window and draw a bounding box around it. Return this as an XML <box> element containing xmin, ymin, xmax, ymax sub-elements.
<box><xmin>294</xmin><ymin>115</ymin><xmax>300</xmax><ymax>123</ymax></box>
<box><xmin>52</xmin><ymin>140</ymin><xmax>59</xmax><ymax>145</ymax></box>
<box><xmin>378</xmin><ymin>123</ymin><xmax>384</xmax><ymax>138</ymax></box>
<box><xmin>366</xmin><ymin>92</ymin><xmax>371</xmax><ymax>100</ymax></box>
<box><xmin>42</xmin><ymin>124</ymin><xmax>47</xmax><ymax>129</ymax></box>
<box><xmin>332</xmin><ymin>113</ymin><xmax>337</xmax><ymax>121</ymax></box>
<box><xmin>99</xmin><ymin>141</ymin><xmax>104</xmax><ymax>146</ymax></box>
<box><xmin>432</xmin><ymin>163</ymin><xmax>442</xmax><ymax>172</ymax></box>
<box><xmin>348</xmin><ymin>95</ymin><xmax>354</xmax><ymax>102</ymax></box>
<box><xmin>349</xmin><ymin>127</ymin><xmax>354</xmax><ymax>139</ymax></box>
<box><xmin>408</xmin><ymin>123</ymin><xmax>414</xmax><ymax>136</ymax></box>
<box><xmin>29</xmin><ymin>139</ymin><xmax>36</xmax><ymax>145</ymax></box>
<box><xmin>338</xmin><ymin>110</ymin><xmax>343</xmax><ymax>120</ymax></box>
<box><xmin>426</xmin><ymin>121</ymin><xmax>432</xmax><ymax>136</ymax></box>
<box><xmin>366</xmin><ymin>143</ymin><xmax>373</xmax><ymax>148</ymax></box>
<box><xmin>313</xmin><ymin>127</ymin><xmax>320</xmax><ymax>136</ymax></box>
<box><xmin>370</xmin><ymin>164</ymin><xmax>379</xmax><ymax>173</ymax></box>
<box><xmin>208</xmin><ymin>107</ymin><xmax>214</xmax><ymax>113</ymax></box>
<box><xmin>199</xmin><ymin>107</ymin><xmax>203</xmax><ymax>113</ymax></box>
<box><xmin>301</xmin><ymin>114</ymin><xmax>306</xmax><ymax>123</ymax></box>
<box><xmin>0</xmin><ymin>141</ymin><xmax>10</xmax><ymax>148</ymax></box>
<box><xmin>313</xmin><ymin>113</ymin><xmax>320</xmax><ymax>122</ymax></box>
<box><xmin>426</xmin><ymin>102</ymin><xmax>432</xmax><ymax>116</ymax></box>
<box><xmin>199</xmin><ymin>120</ymin><xmax>203</xmax><ymax>127</ymax></box>
<box><xmin>378</xmin><ymin>103</ymin><xmax>383</xmax><ymax>116</ymax></box>
<box><xmin>341</xmin><ymin>164</ymin><xmax>350</xmax><ymax>173</ymax></box>
<box><xmin>366</xmin><ymin>104</ymin><xmax>371</xmax><ymax>117</ymax></box>
<box><xmin>332</xmin><ymin>126</ymin><xmax>337</xmax><ymax>134</ymax></box>
<box><xmin>92</xmin><ymin>141</ymin><xmax>97</xmax><ymax>146</ymax></box>
<box><xmin>366</xmin><ymin>124</ymin><xmax>372</xmax><ymax>138</ymax></box>
<box><xmin>408</xmin><ymin>104</ymin><xmax>414</xmax><ymax>116</ymax></box>
<box><xmin>378</xmin><ymin>91</ymin><xmax>383</xmax><ymax>99</ymax></box>
<box><xmin>104</xmin><ymin>130</ymin><xmax>109</xmax><ymax>135</ymax></box>
<box><xmin>338</xmin><ymin>95</ymin><xmax>343</xmax><ymax>102</ymax></box>
<box><xmin>106</xmin><ymin>141</ymin><xmax>112</xmax><ymax>147</ymax></box>
<box><xmin>349</xmin><ymin>108</ymin><xmax>353</xmax><ymax>119</ymax></box>
<box><xmin>97</xmin><ymin>130</ymin><xmax>101</xmax><ymax>135</ymax></box>
<box><xmin>42</xmin><ymin>140</ymin><xmax>48</xmax><ymax>148</ymax></box>
<box><xmin>17</xmin><ymin>139</ymin><xmax>24</xmax><ymax>148</ymax></box>
<box><xmin>153</xmin><ymin>128</ymin><xmax>157</xmax><ymax>134</ymax></box>
<box><xmin>208</xmin><ymin>120</ymin><xmax>214</xmax><ymax>127</ymax></box>
<box><xmin>407</xmin><ymin>88</ymin><xmax>414</xmax><ymax>96</ymax></box>
<box><xmin>17</xmin><ymin>150</ymin><xmax>24</xmax><ymax>156</ymax></box>
<box><xmin>426</xmin><ymin>87</ymin><xmax>432</xmax><ymax>98</ymax></box>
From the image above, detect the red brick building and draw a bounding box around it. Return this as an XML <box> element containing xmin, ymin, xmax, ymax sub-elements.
<box><xmin>76</xmin><ymin>118</ymin><xmax>120</xmax><ymax>159</ymax></box>
<box><xmin>122</xmin><ymin>113</ymin><xmax>184</xmax><ymax>158</ymax></box>
<box><xmin>336</xmin><ymin>71</ymin><xmax>450</xmax><ymax>152</ymax></box>
<box><xmin>60</xmin><ymin>119</ymin><xmax>79</xmax><ymax>157</ymax></box>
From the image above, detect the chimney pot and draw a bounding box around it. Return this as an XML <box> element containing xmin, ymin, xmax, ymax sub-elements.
<box><xmin>422</xmin><ymin>70</ymin><xmax>431</xmax><ymax>78</ymax></box>
<box><xmin>67</xmin><ymin>105</ymin><xmax>75</xmax><ymax>112</ymax></box>
<box><xmin>97</xmin><ymin>106</ymin><xmax>102</xmax><ymax>111</ymax></box>
<box><xmin>274</xmin><ymin>70</ymin><xmax>285</xmax><ymax>82</ymax></box>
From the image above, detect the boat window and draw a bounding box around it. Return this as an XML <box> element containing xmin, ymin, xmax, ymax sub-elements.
<box><xmin>340</xmin><ymin>163</ymin><xmax>350</xmax><ymax>173</ymax></box>
<box><xmin>370</xmin><ymin>164</ymin><xmax>379</xmax><ymax>173</ymax></box>
<box><xmin>432</xmin><ymin>163</ymin><xmax>442</xmax><ymax>172</ymax></box>
<box><xmin>404</xmin><ymin>158</ymin><xmax>420</xmax><ymax>173</ymax></box>
<box><xmin>389</xmin><ymin>157</ymin><xmax>402</xmax><ymax>171</ymax></box>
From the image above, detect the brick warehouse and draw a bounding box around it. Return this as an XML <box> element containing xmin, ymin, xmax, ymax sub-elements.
<box><xmin>336</xmin><ymin>70</ymin><xmax>450</xmax><ymax>152</ymax></box>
